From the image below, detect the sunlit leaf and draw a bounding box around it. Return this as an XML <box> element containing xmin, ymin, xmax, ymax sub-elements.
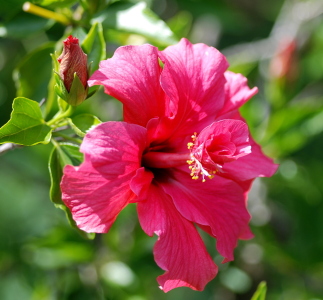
<box><xmin>92</xmin><ymin>1</ymin><xmax>178</xmax><ymax>46</ymax></box>
<box><xmin>0</xmin><ymin>97</ymin><xmax>52</xmax><ymax>146</ymax></box>
<box><xmin>82</xmin><ymin>22</ymin><xmax>106</xmax><ymax>75</ymax></box>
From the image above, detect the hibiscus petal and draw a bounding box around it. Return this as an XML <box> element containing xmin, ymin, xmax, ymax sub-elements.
<box><xmin>219</xmin><ymin>71</ymin><xmax>258</xmax><ymax>116</ymax></box>
<box><xmin>61</xmin><ymin>162</ymin><xmax>134</xmax><ymax>233</ymax></box>
<box><xmin>130</xmin><ymin>167</ymin><xmax>154</xmax><ymax>201</ymax></box>
<box><xmin>137</xmin><ymin>183</ymin><xmax>217</xmax><ymax>292</ymax></box>
<box><xmin>158</xmin><ymin>38</ymin><xmax>229</xmax><ymax>139</ymax></box>
<box><xmin>213</xmin><ymin>111</ymin><xmax>278</xmax><ymax>183</ymax></box>
<box><xmin>61</xmin><ymin>122</ymin><xmax>148</xmax><ymax>233</ymax></box>
<box><xmin>195</xmin><ymin>119</ymin><xmax>251</xmax><ymax>165</ymax></box>
<box><xmin>161</xmin><ymin>169</ymin><xmax>250</xmax><ymax>261</ymax></box>
<box><xmin>88</xmin><ymin>45</ymin><xmax>166</xmax><ymax>127</ymax></box>
<box><xmin>80</xmin><ymin>122</ymin><xmax>147</xmax><ymax>174</ymax></box>
<box><xmin>222</xmin><ymin>137</ymin><xmax>279</xmax><ymax>182</ymax></box>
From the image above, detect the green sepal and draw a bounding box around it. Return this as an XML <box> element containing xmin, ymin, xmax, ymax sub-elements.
<box><xmin>66</xmin><ymin>73</ymin><xmax>89</xmax><ymax>106</ymax></box>
<box><xmin>50</xmin><ymin>52</ymin><xmax>60</xmax><ymax>73</ymax></box>
<box><xmin>53</xmin><ymin>73</ymin><xmax>69</xmax><ymax>100</ymax></box>
<box><xmin>0</xmin><ymin>97</ymin><xmax>52</xmax><ymax>146</ymax></box>
<box><xmin>48</xmin><ymin>143</ymin><xmax>95</xmax><ymax>240</ymax></box>
<box><xmin>68</xmin><ymin>114</ymin><xmax>102</xmax><ymax>137</ymax></box>
<box><xmin>54</xmin><ymin>72</ymin><xmax>88</xmax><ymax>106</ymax></box>
<box><xmin>251</xmin><ymin>281</ymin><xmax>267</xmax><ymax>300</ymax></box>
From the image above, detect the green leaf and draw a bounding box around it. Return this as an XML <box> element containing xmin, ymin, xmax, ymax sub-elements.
<box><xmin>49</xmin><ymin>143</ymin><xmax>82</xmax><ymax>206</ymax></box>
<box><xmin>92</xmin><ymin>1</ymin><xmax>178</xmax><ymax>46</ymax></box>
<box><xmin>0</xmin><ymin>12</ymin><xmax>50</xmax><ymax>39</ymax></box>
<box><xmin>49</xmin><ymin>146</ymin><xmax>64</xmax><ymax>205</ymax></box>
<box><xmin>0</xmin><ymin>97</ymin><xmax>52</xmax><ymax>146</ymax></box>
<box><xmin>251</xmin><ymin>281</ymin><xmax>267</xmax><ymax>300</ymax></box>
<box><xmin>82</xmin><ymin>22</ymin><xmax>106</xmax><ymax>75</ymax></box>
<box><xmin>80</xmin><ymin>0</ymin><xmax>111</xmax><ymax>15</ymax></box>
<box><xmin>59</xmin><ymin>143</ymin><xmax>84</xmax><ymax>165</ymax></box>
<box><xmin>53</xmin><ymin>72</ymin><xmax>68</xmax><ymax>100</ymax></box>
<box><xmin>70</xmin><ymin>27</ymin><xmax>87</xmax><ymax>43</ymax></box>
<box><xmin>14</xmin><ymin>42</ymin><xmax>55</xmax><ymax>102</ymax></box>
<box><xmin>68</xmin><ymin>114</ymin><xmax>101</xmax><ymax>137</ymax></box>
<box><xmin>44</xmin><ymin>53</ymin><xmax>61</xmax><ymax>118</ymax></box>
<box><xmin>48</xmin><ymin>143</ymin><xmax>94</xmax><ymax>239</ymax></box>
<box><xmin>50</xmin><ymin>52</ymin><xmax>60</xmax><ymax>73</ymax></box>
<box><xmin>0</xmin><ymin>0</ymin><xmax>27</xmax><ymax>22</ymax></box>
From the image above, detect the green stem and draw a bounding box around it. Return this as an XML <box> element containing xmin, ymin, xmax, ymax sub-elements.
<box><xmin>52</xmin><ymin>132</ymin><xmax>83</xmax><ymax>144</ymax></box>
<box><xmin>47</xmin><ymin>105</ymin><xmax>75</xmax><ymax>127</ymax></box>
<box><xmin>23</xmin><ymin>2</ymin><xmax>70</xmax><ymax>25</ymax></box>
<box><xmin>51</xmin><ymin>138</ymin><xmax>60</xmax><ymax>148</ymax></box>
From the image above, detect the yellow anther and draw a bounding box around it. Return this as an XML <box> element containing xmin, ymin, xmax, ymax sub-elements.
<box><xmin>191</xmin><ymin>132</ymin><xmax>197</xmax><ymax>138</ymax></box>
<box><xmin>187</xmin><ymin>131</ymin><xmax>218</xmax><ymax>183</ymax></box>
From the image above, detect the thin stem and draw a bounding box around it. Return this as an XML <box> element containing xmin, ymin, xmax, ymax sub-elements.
<box><xmin>53</xmin><ymin>132</ymin><xmax>82</xmax><ymax>144</ymax></box>
<box><xmin>23</xmin><ymin>2</ymin><xmax>70</xmax><ymax>25</ymax></box>
<box><xmin>47</xmin><ymin>105</ymin><xmax>75</xmax><ymax>127</ymax></box>
<box><xmin>51</xmin><ymin>138</ymin><xmax>59</xmax><ymax>148</ymax></box>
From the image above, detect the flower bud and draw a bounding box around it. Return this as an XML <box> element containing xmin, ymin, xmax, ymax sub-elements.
<box><xmin>55</xmin><ymin>35</ymin><xmax>89</xmax><ymax>106</ymax></box>
<box><xmin>269</xmin><ymin>39</ymin><xmax>298</xmax><ymax>82</ymax></box>
<box><xmin>58</xmin><ymin>35</ymin><xmax>88</xmax><ymax>91</ymax></box>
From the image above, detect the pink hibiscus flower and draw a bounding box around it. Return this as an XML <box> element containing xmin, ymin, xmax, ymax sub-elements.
<box><xmin>61</xmin><ymin>38</ymin><xmax>278</xmax><ymax>292</ymax></box>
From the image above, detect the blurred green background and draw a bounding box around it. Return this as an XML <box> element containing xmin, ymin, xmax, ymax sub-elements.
<box><xmin>1</xmin><ymin>0</ymin><xmax>323</xmax><ymax>299</ymax></box>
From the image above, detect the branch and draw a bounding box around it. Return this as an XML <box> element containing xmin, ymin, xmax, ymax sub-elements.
<box><xmin>0</xmin><ymin>143</ymin><xmax>23</xmax><ymax>155</ymax></box>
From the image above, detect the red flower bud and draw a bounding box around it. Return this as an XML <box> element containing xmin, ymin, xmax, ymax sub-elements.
<box><xmin>270</xmin><ymin>39</ymin><xmax>298</xmax><ymax>81</ymax></box>
<box><xmin>57</xmin><ymin>35</ymin><xmax>88</xmax><ymax>92</ymax></box>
